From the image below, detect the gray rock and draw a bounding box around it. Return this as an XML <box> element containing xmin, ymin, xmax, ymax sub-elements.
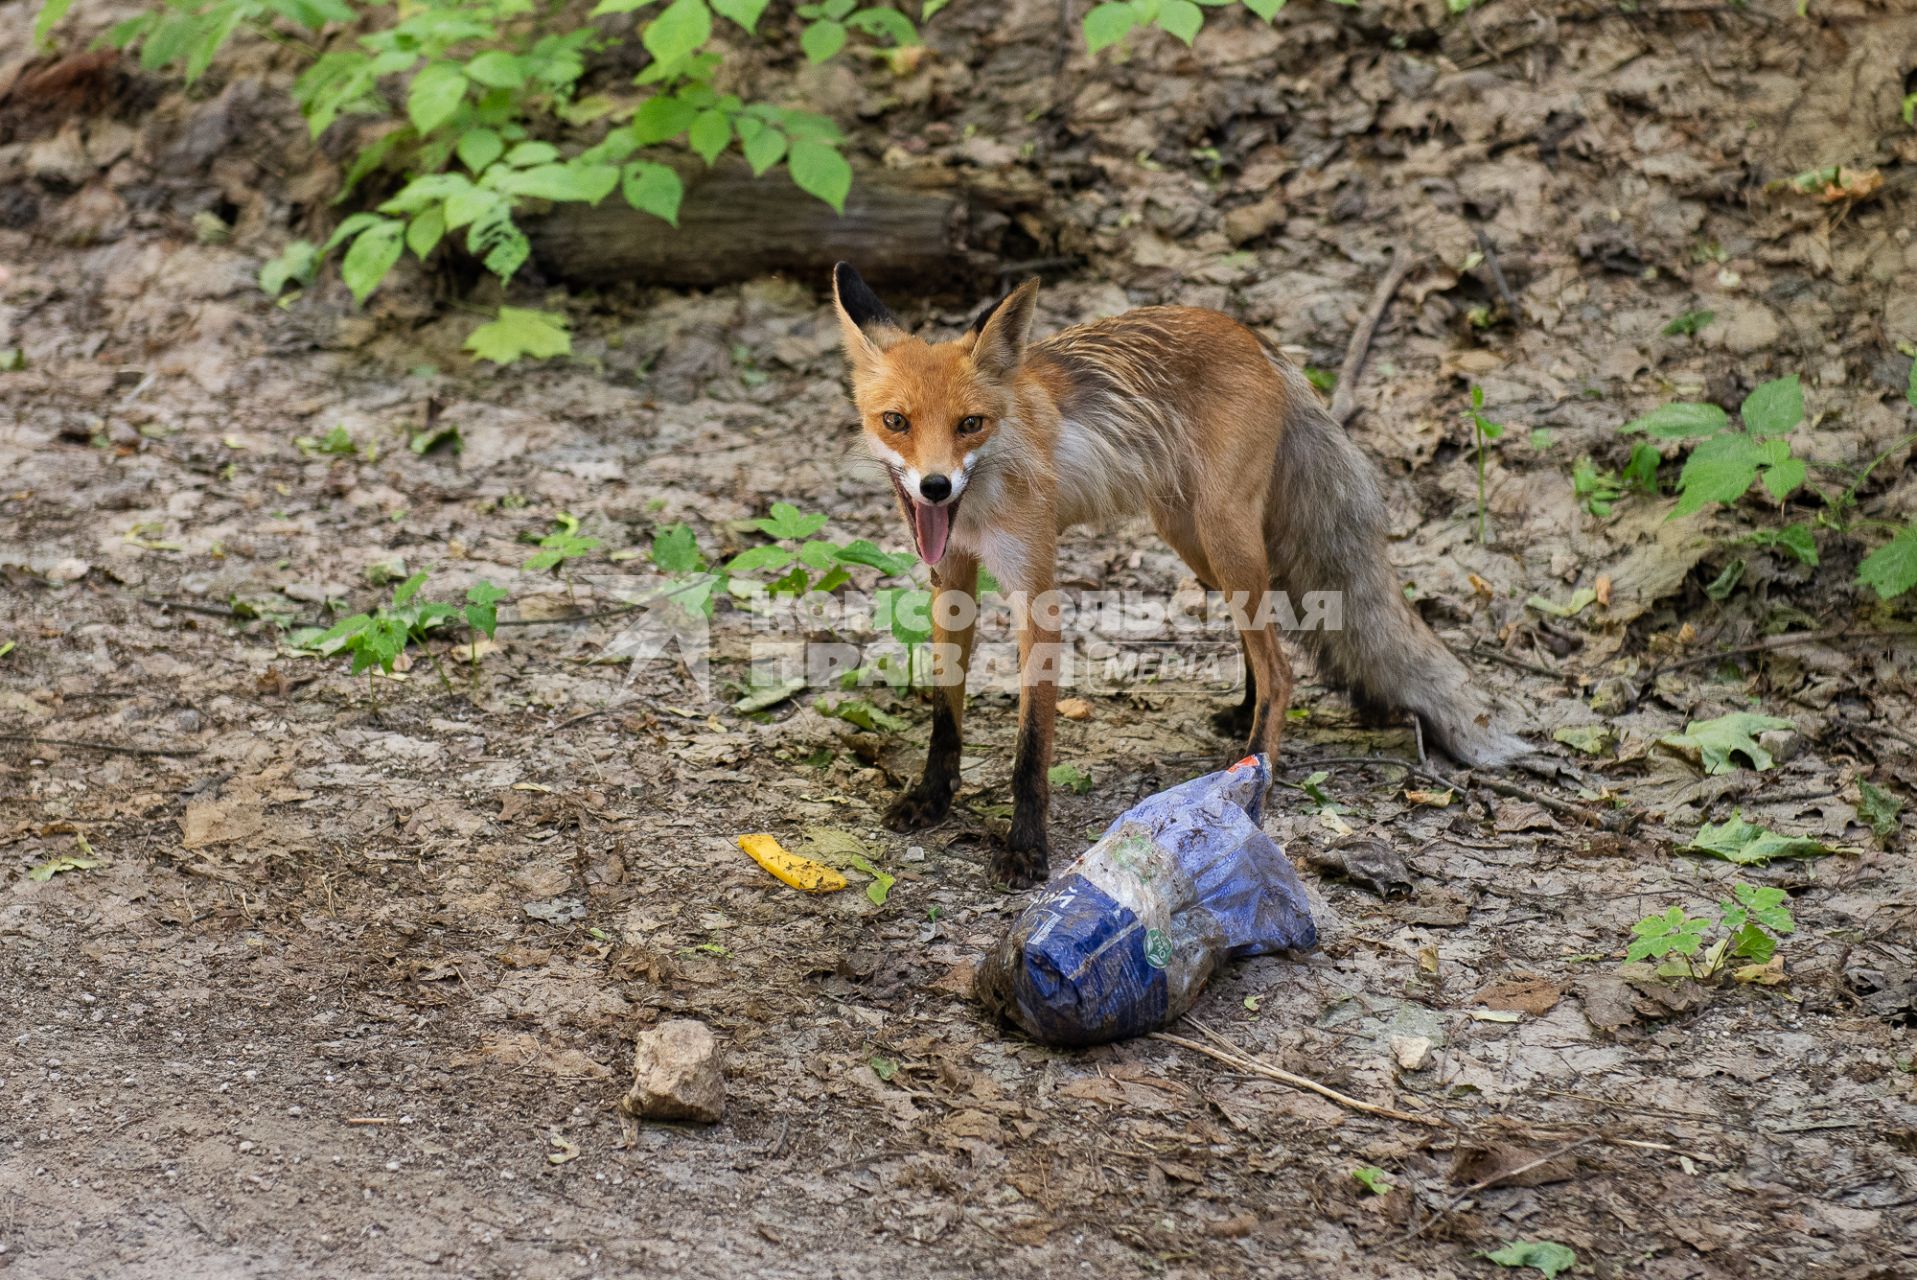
<box><xmin>621</xmin><ymin>1020</ymin><xmax>725</xmax><ymax>1123</ymax></box>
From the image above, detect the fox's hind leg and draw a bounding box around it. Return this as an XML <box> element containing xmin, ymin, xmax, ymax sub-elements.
<box><xmin>1196</xmin><ymin>514</ymin><xmax>1294</xmax><ymax>763</ymax></box>
<box><xmin>884</xmin><ymin>551</ymin><xmax>978</xmax><ymax>833</ymax></box>
<box><xmin>1151</xmin><ymin>510</ymin><xmax>1265</xmax><ymax>745</ymax></box>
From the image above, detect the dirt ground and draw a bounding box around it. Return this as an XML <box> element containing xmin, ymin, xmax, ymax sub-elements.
<box><xmin>3</xmin><ymin>1</ymin><xmax>1916</xmax><ymax>1276</ymax></box>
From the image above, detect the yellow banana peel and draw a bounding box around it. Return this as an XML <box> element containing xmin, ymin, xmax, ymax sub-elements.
<box><xmin>737</xmin><ymin>833</ymin><xmax>846</xmax><ymax>894</ymax></box>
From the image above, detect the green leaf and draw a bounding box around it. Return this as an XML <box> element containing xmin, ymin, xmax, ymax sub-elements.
<box><xmin>877</xmin><ymin>586</ymin><xmax>932</xmax><ymax>644</ymax></box>
<box><xmin>454</xmin><ymin>126</ymin><xmax>503</xmax><ymax>175</ymax></box>
<box><xmin>622</xmin><ymin>161</ymin><xmax>684</xmax><ymax>224</ymax></box>
<box><xmin>503</xmin><ymin>141</ymin><xmax>561</xmax><ymax>167</ymax></box>
<box><xmin>631</xmin><ymin>95</ymin><xmax>699</xmax><ymax>144</ymax></box>
<box><xmin>846</xmin><ymin>6</ymin><xmax>918</xmax><ymax>44</ymax></box>
<box><xmin>28</xmin><ymin>853</ymin><xmax>101</xmax><ymax>881</ymax></box>
<box><xmin>1481</xmin><ymin>1240</ymin><xmax>1577</xmax><ymax>1278</ymax></box>
<box><xmin>1662</xmin><ymin>308</ymin><xmax>1715</xmax><ymax>337</ymax></box>
<box><xmin>817</xmin><ymin>698</ymin><xmax>909</xmax><ymax>733</ymax></box>
<box><xmin>1670</xmin><ymin>432</ymin><xmax>1765</xmax><ymax>517</ymax></box>
<box><xmin>1350</xmin><ymin>1166</ymin><xmax>1393</xmax><ymax>1196</ymax></box>
<box><xmin>1660</xmin><ymin>712</ymin><xmax>1794</xmax><ymax>775</ymax></box>
<box><xmin>1857</xmin><ymin>524</ymin><xmax>1917</xmax><ymax>600</ymax></box>
<box><xmin>1048</xmin><ymin>762</ymin><xmax>1093</xmax><ymax>793</ymax></box>
<box><xmin>868</xmin><ymin>1054</ymin><xmax>898</xmax><ymax>1081</ymax></box>
<box><xmin>1243</xmin><ymin>0</ymin><xmax>1284</xmax><ymax>18</ymax></box>
<box><xmin>1740</xmin><ymin>374</ymin><xmax>1804</xmax><ymax>436</ymax></box>
<box><xmin>393</xmin><ymin>571</ymin><xmax>429</xmax><ymax>606</ymax></box>
<box><xmin>712</xmin><ymin>0</ymin><xmax>769</xmax><ymax>29</ymax></box>
<box><xmin>1155</xmin><ymin>0</ymin><xmax>1203</xmax><ymax>42</ymax></box>
<box><xmin>688</xmin><ymin>108</ymin><xmax>731</xmax><ymax>164</ymax></box>
<box><xmin>1084</xmin><ymin>0</ymin><xmax>1137</xmax><ymax>51</ymax></box>
<box><xmin>492</xmin><ymin>162</ymin><xmax>620</xmax><ymax>203</ymax></box>
<box><xmin>590</xmin><ymin>0</ymin><xmax>655</xmax><ymax>14</ymax></box>
<box><xmin>1621</xmin><ymin>402</ymin><xmax>1731</xmax><ymax>439</ymax></box>
<box><xmin>1721</xmin><ymin>882</ymin><xmax>1793</xmax><ymax>936</ymax></box>
<box><xmin>644</xmin><ymin>0</ymin><xmax>713</xmax><ymax>65</ymax></box>
<box><xmin>340</xmin><ymin>219</ymin><xmax>404</xmax><ymax>304</ymax></box>
<box><xmin>788</xmin><ymin>140</ymin><xmax>852</xmax><ymax>213</ymax></box>
<box><xmin>801</xmin><ymin>18</ymin><xmax>847</xmax><ymax>61</ymax></box>
<box><xmin>1683</xmin><ymin>812</ymin><xmax>1831</xmax><ymax>865</ymax></box>
<box><xmin>652</xmin><ymin>523</ymin><xmax>706</xmax><ymax>573</ymax></box>
<box><xmin>464</xmin><ymin>580</ymin><xmax>508</xmax><ymax>637</ymax></box>
<box><xmin>1858</xmin><ymin>781</ymin><xmax>1902</xmax><ymax>839</ymax></box>
<box><xmin>260</xmin><ymin>239</ymin><xmax>319</xmax><ymax>296</ymax></box>
<box><xmin>1552</xmin><ymin>725</ymin><xmax>1612</xmax><ymax>756</ymax></box>
<box><xmin>833</xmin><ymin>539</ymin><xmax>918</xmax><ymax>576</ymax></box>
<box><xmin>464</xmin><ymin>307</ymin><xmax>572</xmax><ymax>364</ymax></box>
<box><xmin>463</xmin><ymin>50</ymin><xmax>527</xmax><ymax>89</ymax></box>
<box><xmin>34</xmin><ymin>0</ymin><xmax>76</xmax><ymax>48</ymax></box>
<box><xmin>754</xmin><ymin>502</ymin><xmax>830</xmax><ymax>540</ymax></box>
<box><xmin>405</xmin><ymin>205</ymin><xmax>446</xmax><ymax>260</ymax></box>
<box><xmin>1627</xmin><ymin>905</ymin><xmax>1709</xmax><ymax>962</ymax></box>
<box><xmin>1908</xmin><ymin>356</ymin><xmax>1916</xmax><ymax>407</ymax></box>
<box><xmin>1749</xmin><ymin>522</ymin><xmax>1818</xmax><ymax>566</ymax></box>
<box><xmin>1760</xmin><ymin>455</ymin><xmax>1806</xmax><ymax>501</ymax></box>
<box><xmin>727</xmin><ymin>545</ymin><xmax>795</xmax><ymax>573</ymax></box>
<box><xmin>741</xmin><ymin>123</ymin><xmax>787</xmax><ymax>175</ymax></box>
<box><xmin>406</xmin><ymin>62</ymin><xmax>468</xmax><ymax>136</ymax></box>
<box><xmin>409</xmin><ymin>423</ymin><xmax>462</xmax><ymax>455</ymax></box>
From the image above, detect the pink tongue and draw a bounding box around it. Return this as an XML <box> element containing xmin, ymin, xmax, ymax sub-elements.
<box><xmin>912</xmin><ymin>500</ymin><xmax>951</xmax><ymax>565</ymax></box>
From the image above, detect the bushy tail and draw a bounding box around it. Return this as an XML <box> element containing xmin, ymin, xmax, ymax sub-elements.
<box><xmin>1265</xmin><ymin>362</ymin><xmax>1527</xmax><ymax>767</ymax></box>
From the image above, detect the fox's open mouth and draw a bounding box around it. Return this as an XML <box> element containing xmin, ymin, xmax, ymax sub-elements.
<box><xmin>889</xmin><ymin>471</ymin><xmax>961</xmax><ymax>565</ymax></box>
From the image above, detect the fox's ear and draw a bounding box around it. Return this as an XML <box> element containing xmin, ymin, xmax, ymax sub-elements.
<box><xmin>831</xmin><ymin>262</ymin><xmax>905</xmax><ymax>372</ymax></box>
<box><xmin>967</xmin><ymin>277</ymin><xmax>1039</xmax><ymax>378</ymax></box>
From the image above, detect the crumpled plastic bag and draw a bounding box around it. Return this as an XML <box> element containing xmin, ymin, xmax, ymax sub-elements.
<box><xmin>974</xmin><ymin>754</ymin><xmax>1317</xmax><ymax>1045</ymax></box>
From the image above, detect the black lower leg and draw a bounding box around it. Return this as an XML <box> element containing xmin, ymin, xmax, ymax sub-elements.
<box><xmin>997</xmin><ymin>715</ymin><xmax>1050</xmax><ymax>889</ymax></box>
<box><xmin>1212</xmin><ymin>650</ymin><xmax>1257</xmax><ymax>738</ymax></box>
<box><xmin>883</xmin><ymin>699</ymin><xmax>961</xmax><ymax>831</ymax></box>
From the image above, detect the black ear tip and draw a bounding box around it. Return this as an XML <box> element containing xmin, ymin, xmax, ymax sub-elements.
<box><xmin>833</xmin><ymin>261</ymin><xmax>862</xmax><ymax>293</ymax></box>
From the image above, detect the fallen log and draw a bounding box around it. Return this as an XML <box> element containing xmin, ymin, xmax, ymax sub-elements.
<box><xmin>525</xmin><ymin>158</ymin><xmax>1042</xmax><ymax>291</ymax></box>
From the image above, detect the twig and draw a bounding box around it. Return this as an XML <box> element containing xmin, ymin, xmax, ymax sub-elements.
<box><xmin>1467</xmin><ymin>641</ymin><xmax>1573</xmax><ymax>682</ymax></box>
<box><xmin>1329</xmin><ymin>245</ymin><xmax>1417</xmax><ymax>426</ymax></box>
<box><xmin>0</xmin><ymin>733</ymin><xmax>203</xmax><ymax>758</ymax></box>
<box><xmin>1294</xmin><ymin>753</ymin><xmax>1617</xmax><ymax>828</ymax></box>
<box><xmin>1650</xmin><ymin>628</ymin><xmax>1907</xmax><ymax>675</ymax></box>
<box><xmin>1151</xmin><ymin>1023</ymin><xmax>1444</xmax><ymax>1127</ymax></box>
<box><xmin>1473</xmin><ymin>228</ymin><xmax>1521</xmax><ymax>320</ymax></box>
<box><xmin>344</xmin><ymin>1116</ymin><xmax>393</xmax><ymax>1126</ymax></box>
<box><xmin>1400</xmin><ymin>1137</ymin><xmax>1595</xmax><ymax>1242</ymax></box>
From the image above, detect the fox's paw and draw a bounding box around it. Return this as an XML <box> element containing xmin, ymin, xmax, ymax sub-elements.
<box><xmin>1210</xmin><ymin>700</ymin><xmax>1254</xmax><ymax>740</ymax></box>
<box><xmin>883</xmin><ymin>779</ymin><xmax>953</xmax><ymax>832</ymax></box>
<box><xmin>990</xmin><ymin>835</ymin><xmax>1049</xmax><ymax>891</ymax></box>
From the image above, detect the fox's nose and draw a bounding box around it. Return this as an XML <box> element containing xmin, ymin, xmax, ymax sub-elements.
<box><xmin>919</xmin><ymin>474</ymin><xmax>953</xmax><ymax>502</ymax></box>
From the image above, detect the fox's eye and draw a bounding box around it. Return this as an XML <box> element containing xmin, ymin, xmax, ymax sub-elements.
<box><xmin>881</xmin><ymin>411</ymin><xmax>908</xmax><ymax>432</ymax></box>
<box><xmin>958</xmin><ymin>415</ymin><xmax>985</xmax><ymax>434</ymax></box>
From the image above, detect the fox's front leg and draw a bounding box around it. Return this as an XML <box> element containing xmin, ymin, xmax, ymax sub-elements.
<box><xmin>884</xmin><ymin>552</ymin><xmax>978</xmax><ymax>832</ymax></box>
<box><xmin>998</xmin><ymin>543</ymin><xmax>1062</xmax><ymax>889</ymax></box>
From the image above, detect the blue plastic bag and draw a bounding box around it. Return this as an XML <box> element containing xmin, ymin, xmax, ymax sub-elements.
<box><xmin>974</xmin><ymin>754</ymin><xmax>1316</xmax><ymax>1046</ymax></box>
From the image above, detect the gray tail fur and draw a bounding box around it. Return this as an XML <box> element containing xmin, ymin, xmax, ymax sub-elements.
<box><xmin>1265</xmin><ymin>361</ymin><xmax>1527</xmax><ymax>768</ymax></box>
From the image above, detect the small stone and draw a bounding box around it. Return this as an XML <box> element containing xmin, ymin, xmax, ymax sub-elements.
<box><xmin>621</xmin><ymin>1020</ymin><xmax>725</xmax><ymax>1124</ymax></box>
<box><xmin>1389</xmin><ymin>1034</ymin><xmax>1432</xmax><ymax>1072</ymax></box>
<box><xmin>1056</xmin><ymin>698</ymin><xmax>1093</xmax><ymax>721</ymax></box>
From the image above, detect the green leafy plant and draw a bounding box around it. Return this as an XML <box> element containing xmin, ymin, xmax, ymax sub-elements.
<box><xmin>1467</xmin><ymin>384</ymin><xmax>1505</xmax><ymax>543</ymax></box>
<box><xmin>1622</xmin><ymin>375</ymin><xmax>1917</xmax><ymax>598</ymax></box>
<box><xmin>37</xmin><ymin>0</ymin><xmax>910</xmax><ymax>362</ymax></box>
<box><xmin>1480</xmin><ymin>1240</ymin><xmax>1577</xmax><ymax>1279</ymax></box>
<box><xmin>1858</xmin><ymin>780</ymin><xmax>1904</xmax><ymax>842</ymax></box>
<box><xmin>1350</xmin><ymin>1166</ymin><xmax>1393</xmax><ymax>1196</ymax></box>
<box><xmin>301</xmin><ymin>570</ymin><xmax>507</xmax><ymax>699</ymax></box>
<box><xmin>1626</xmin><ymin>882</ymin><xmax>1794</xmax><ymax>980</ymax></box>
<box><xmin>1047</xmin><ymin>762</ymin><xmax>1094</xmax><ymax>794</ymax></box>
<box><xmin>1662</xmin><ymin>308</ymin><xmax>1714</xmax><ymax>337</ymax></box>
<box><xmin>1572</xmin><ymin>443</ymin><xmax>1658</xmax><ymax>517</ymax></box>
<box><xmin>522</xmin><ymin>512</ymin><xmax>604</xmax><ymax>574</ymax></box>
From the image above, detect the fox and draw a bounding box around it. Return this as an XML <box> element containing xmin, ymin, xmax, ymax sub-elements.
<box><xmin>829</xmin><ymin>261</ymin><xmax>1526</xmax><ymax>888</ymax></box>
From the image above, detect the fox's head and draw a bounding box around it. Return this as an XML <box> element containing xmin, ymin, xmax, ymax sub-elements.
<box><xmin>830</xmin><ymin>262</ymin><xmax>1039</xmax><ymax>566</ymax></box>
